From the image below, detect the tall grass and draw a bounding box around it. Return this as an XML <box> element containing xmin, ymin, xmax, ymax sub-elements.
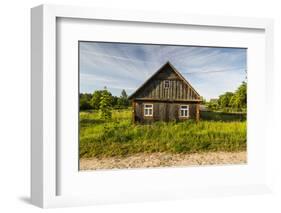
<box><xmin>80</xmin><ymin>109</ymin><xmax>246</xmax><ymax>158</ymax></box>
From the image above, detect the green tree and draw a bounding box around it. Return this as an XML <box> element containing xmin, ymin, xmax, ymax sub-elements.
<box><xmin>230</xmin><ymin>82</ymin><xmax>247</xmax><ymax>110</ymax></box>
<box><xmin>218</xmin><ymin>92</ymin><xmax>234</xmax><ymax>109</ymax></box>
<box><xmin>79</xmin><ymin>93</ymin><xmax>92</xmax><ymax>110</ymax></box>
<box><xmin>229</xmin><ymin>95</ymin><xmax>237</xmax><ymax>109</ymax></box>
<box><xmin>90</xmin><ymin>90</ymin><xmax>103</xmax><ymax>109</ymax></box>
<box><xmin>117</xmin><ymin>89</ymin><xmax>129</xmax><ymax>108</ymax></box>
<box><xmin>99</xmin><ymin>89</ymin><xmax>112</xmax><ymax>119</ymax></box>
<box><xmin>206</xmin><ymin>82</ymin><xmax>247</xmax><ymax>112</ymax></box>
<box><xmin>121</xmin><ymin>89</ymin><xmax>128</xmax><ymax>98</ymax></box>
<box><xmin>111</xmin><ymin>96</ymin><xmax>119</xmax><ymax>108</ymax></box>
<box><xmin>235</xmin><ymin>81</ymin><xmax>247</xmax><ymax>108</ymax></box>
<box><xmin>207</xmin><ymin>99</ymin><xmax>219</xmax><ymax>111</ymax></box>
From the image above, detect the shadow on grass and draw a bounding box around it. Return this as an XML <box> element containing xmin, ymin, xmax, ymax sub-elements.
<box><xmin>80</xmin><ymin>119</ymin><xmax>105</xmax><ymax>125</ymax></box>
<box><xmin>201</xmin><ymin>111</ymin><xmax>246</xmax><ymax>122</ymax></box>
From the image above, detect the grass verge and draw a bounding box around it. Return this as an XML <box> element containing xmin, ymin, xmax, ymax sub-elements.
<box><xmin>79</xmin><ymin>109</ymin><xmax>247</xmax><ymax>158</ymax></box>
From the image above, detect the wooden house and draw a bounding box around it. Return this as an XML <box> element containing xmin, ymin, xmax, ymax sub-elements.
<box><xmin>129</xmin><ymin>61</ymin><xmax>201</xmax><ymax>123</ymax></box>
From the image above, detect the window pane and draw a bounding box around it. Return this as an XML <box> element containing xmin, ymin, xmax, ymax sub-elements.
<box><xmin>149</xmin><ymin>109</ymin><xmax>152</xmax><ymax>115</ymax></box>
<box><xmin>181</xmin><ymin>106</ymin><xmax>187</xmax><ymax>109</ymax></box>
<box><xmin>145</xmin><ymin>109</ymin><xmax>148</xmax><ymax>115</ymax></box>
<box><xmin>165</xmin><ymin>80</ymin><xmax>169</xmax><ymax>88</ymax></box>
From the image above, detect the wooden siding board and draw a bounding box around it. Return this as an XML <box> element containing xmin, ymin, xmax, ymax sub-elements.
<box><xmin>183</xmin><ymin>84</ymin><xmax>187</xmax><ymax>99</ymax></box>
<box><xmin>129</xmin><ymin>62</ymin><xmax>200</xmax><ymax>100</ymax></box>
<box><xmin>155</xmin><ymin>82</ymin><xmax>158</xmax><ymax>98</ymax></box>
<box><xmin>171</xmin><ymin>80</ymin><xmax>174</xmax><ymax>100</ymax></box>
<box><xmin>167</xmin><ymin>83</ymin><xmax>170</xmax><ymax>99</ymax></box>
<box><xmin>176</xmin><ymin>81</ymin><xmax>179</xmax><ymax>99</ymax></box>
<box><xmin>133</xmin><ymin>101</ymin><xmax>200</xmax><ymax>123</ymax></box>
<box><xmin>159</xmin><ymin>103</ymin><xmax>165</xmax><ymax>121</ymax></box>
<box><xmin>132</xmin><ymin>101</ymin><xmax>135</xmax><ymax>123</ymax></box>
<box><xmin>190</xmin><ymin>104</ymin><xmax>196</xmax><ymax>118</ymax></box>
<box><xmin>180</xmin><ymin>81</ymin><xmax>183</xmax><ymax>99</ymax></box>
<box><xmin>154</xmin><ymin>103</ymin><xmax>159</xmax><ymax>121</ymax></box>
<box><xmin>172</xmin><ymin>80</ymin><xmax>175</xmax><ymax>99</ymax></box>
<box><xmin>182</xmin><ymin>81</ymin><xmax>185</xmax><ymax>99</ymax></box>
<box><xmin>176</xmin><ymin>80</ymin><xmax>179</xmax><ymax>99</ymax></box>
<box><xmin>159</xmin><ymin>80</ymin><xmax>163</xmax><ymax>99</ymax></box>
<box><xmin>175</xmin><ymin>104</ymin><xmax>180</xmax><ymax>121</ymax></box>
<box><xmin>196</xmin><ymin>104</ymin><xmax>200</xmax><ymax>121</ymax></box>
<box><xmin>155</xmin><ymin>80</ymin><xmax>160</xmax><ymax>98</ymax></box>
<box><xmin>169</xmin><ymin>103</ymin><xmax>176</xmax><ymax>121</ymax></box>
<box><xmin>130</xmin><ymin>63</ymin><xmax>202</xmax><ymax>123</ymax></box>
<box><xmin>175</xmin><ymin>80</ymin><xmax>178</xmax><ymax>100</ymax></box>
<box><xmin>135</xmin><ymin>102</ymin><xmax>140</xmax><ymax>122</ymax></box>
<box><xmin>151</xmin><ymin>82</ymin><xmax>155</xmax><ymax>98</ymax></box>
<box><xmin>151</xmin><ymin>82</ymin><xmax>153</xmax><ymax>98</ymax></box>
<box><xmin>178</xmin><ymin>81</ymin><xmax>181</xmax><ymax>99</ymax></box>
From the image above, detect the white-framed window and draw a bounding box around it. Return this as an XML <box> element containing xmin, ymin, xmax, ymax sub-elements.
<box><xmin>144</xmin><ymin>104</ymin><xmax>153</xmax><ymax>116</ymax></box>
<box><xmin>179</xmin><ymin>105</ymin><xmax>189</xmax><ymax>117</ymax></box>
<box><xmin>164</xmin><ymin>80</ymin><xmax>170</xmax><ymax>88</ymax></box>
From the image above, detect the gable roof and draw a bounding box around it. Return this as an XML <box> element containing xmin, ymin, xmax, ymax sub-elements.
<box><xmin>129</xmin><ymin>61</ymin><xmax>200</xmax><ymax>100</ymax></box>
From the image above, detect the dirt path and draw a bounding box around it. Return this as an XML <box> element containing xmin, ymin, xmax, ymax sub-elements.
<box><xmin>80</xmin><ymin>151</ymin><xmax>247</xmax><ymax>170</ymax></box>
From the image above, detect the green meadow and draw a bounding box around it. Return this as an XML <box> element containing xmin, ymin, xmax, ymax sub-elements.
<box><xmin>79</xmin><ymin>109</ymin><xmax>247</xmax><ymax>158</ymax></box>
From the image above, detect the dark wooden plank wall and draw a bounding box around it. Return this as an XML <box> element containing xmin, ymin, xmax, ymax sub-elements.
<box><xmin>136</xmin><ymin>79</ymin><xmax>199</xmax><ymax>101</ymax></box>
<box><xmin>133</xmin><ymin>65</ymin><xmax>200</xmax><ymax>101</ymax></box>
<box><xmin>134</xmin><ymin>101</ymin><xmax>198</xmax><ymax>123</ymax></box>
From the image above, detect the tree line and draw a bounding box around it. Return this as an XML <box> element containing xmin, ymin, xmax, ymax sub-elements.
<box><xmin>206</xmin><ymin>81</ymin><xmax>247</xmax><ymax>112</ymax></box>
<box><xmin>80</xmin><ymin>88</ymin><xmax>130</xmax><ymax>118</ymax></box>
<box><xmin>80</xmin><ymin>81</ymin><xmax>246</xmax><ymax>119</ymax></box>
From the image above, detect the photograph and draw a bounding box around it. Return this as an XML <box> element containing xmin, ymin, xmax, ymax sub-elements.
<box><xmin>78</xmin><ymin>41</ymin><xmax>247</xmax><ymax>170</ymax></box>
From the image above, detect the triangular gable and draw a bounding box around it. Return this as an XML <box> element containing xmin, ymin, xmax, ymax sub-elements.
<box><xmin>129</xmin><ymin>61</ymin><xmax>200</xmax><ymax>100</ymax></box>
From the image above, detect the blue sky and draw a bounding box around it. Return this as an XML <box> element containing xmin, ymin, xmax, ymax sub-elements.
<box><xmin>79</xmin><ymin>42</ymin><xmax>246</xmax><ymax>100</ymax></box>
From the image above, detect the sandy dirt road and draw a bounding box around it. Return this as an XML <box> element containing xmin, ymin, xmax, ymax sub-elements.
<box><xmin>80</xmin><ymin>151</ymin><xmax>246</xmax><ymax>170</ymax></box>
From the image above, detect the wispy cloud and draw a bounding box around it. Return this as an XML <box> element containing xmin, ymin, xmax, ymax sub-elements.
<box><xmin>79</xmin><ymin>42</ymin><xmax>246</xmax><ymax>100</ymax></box>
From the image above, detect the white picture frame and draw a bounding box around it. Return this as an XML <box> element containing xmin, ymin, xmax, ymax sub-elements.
<box><xmin>31</xmin><ymin>4</ymin><xmax>274</xmax><ymax>208</ymax></box>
